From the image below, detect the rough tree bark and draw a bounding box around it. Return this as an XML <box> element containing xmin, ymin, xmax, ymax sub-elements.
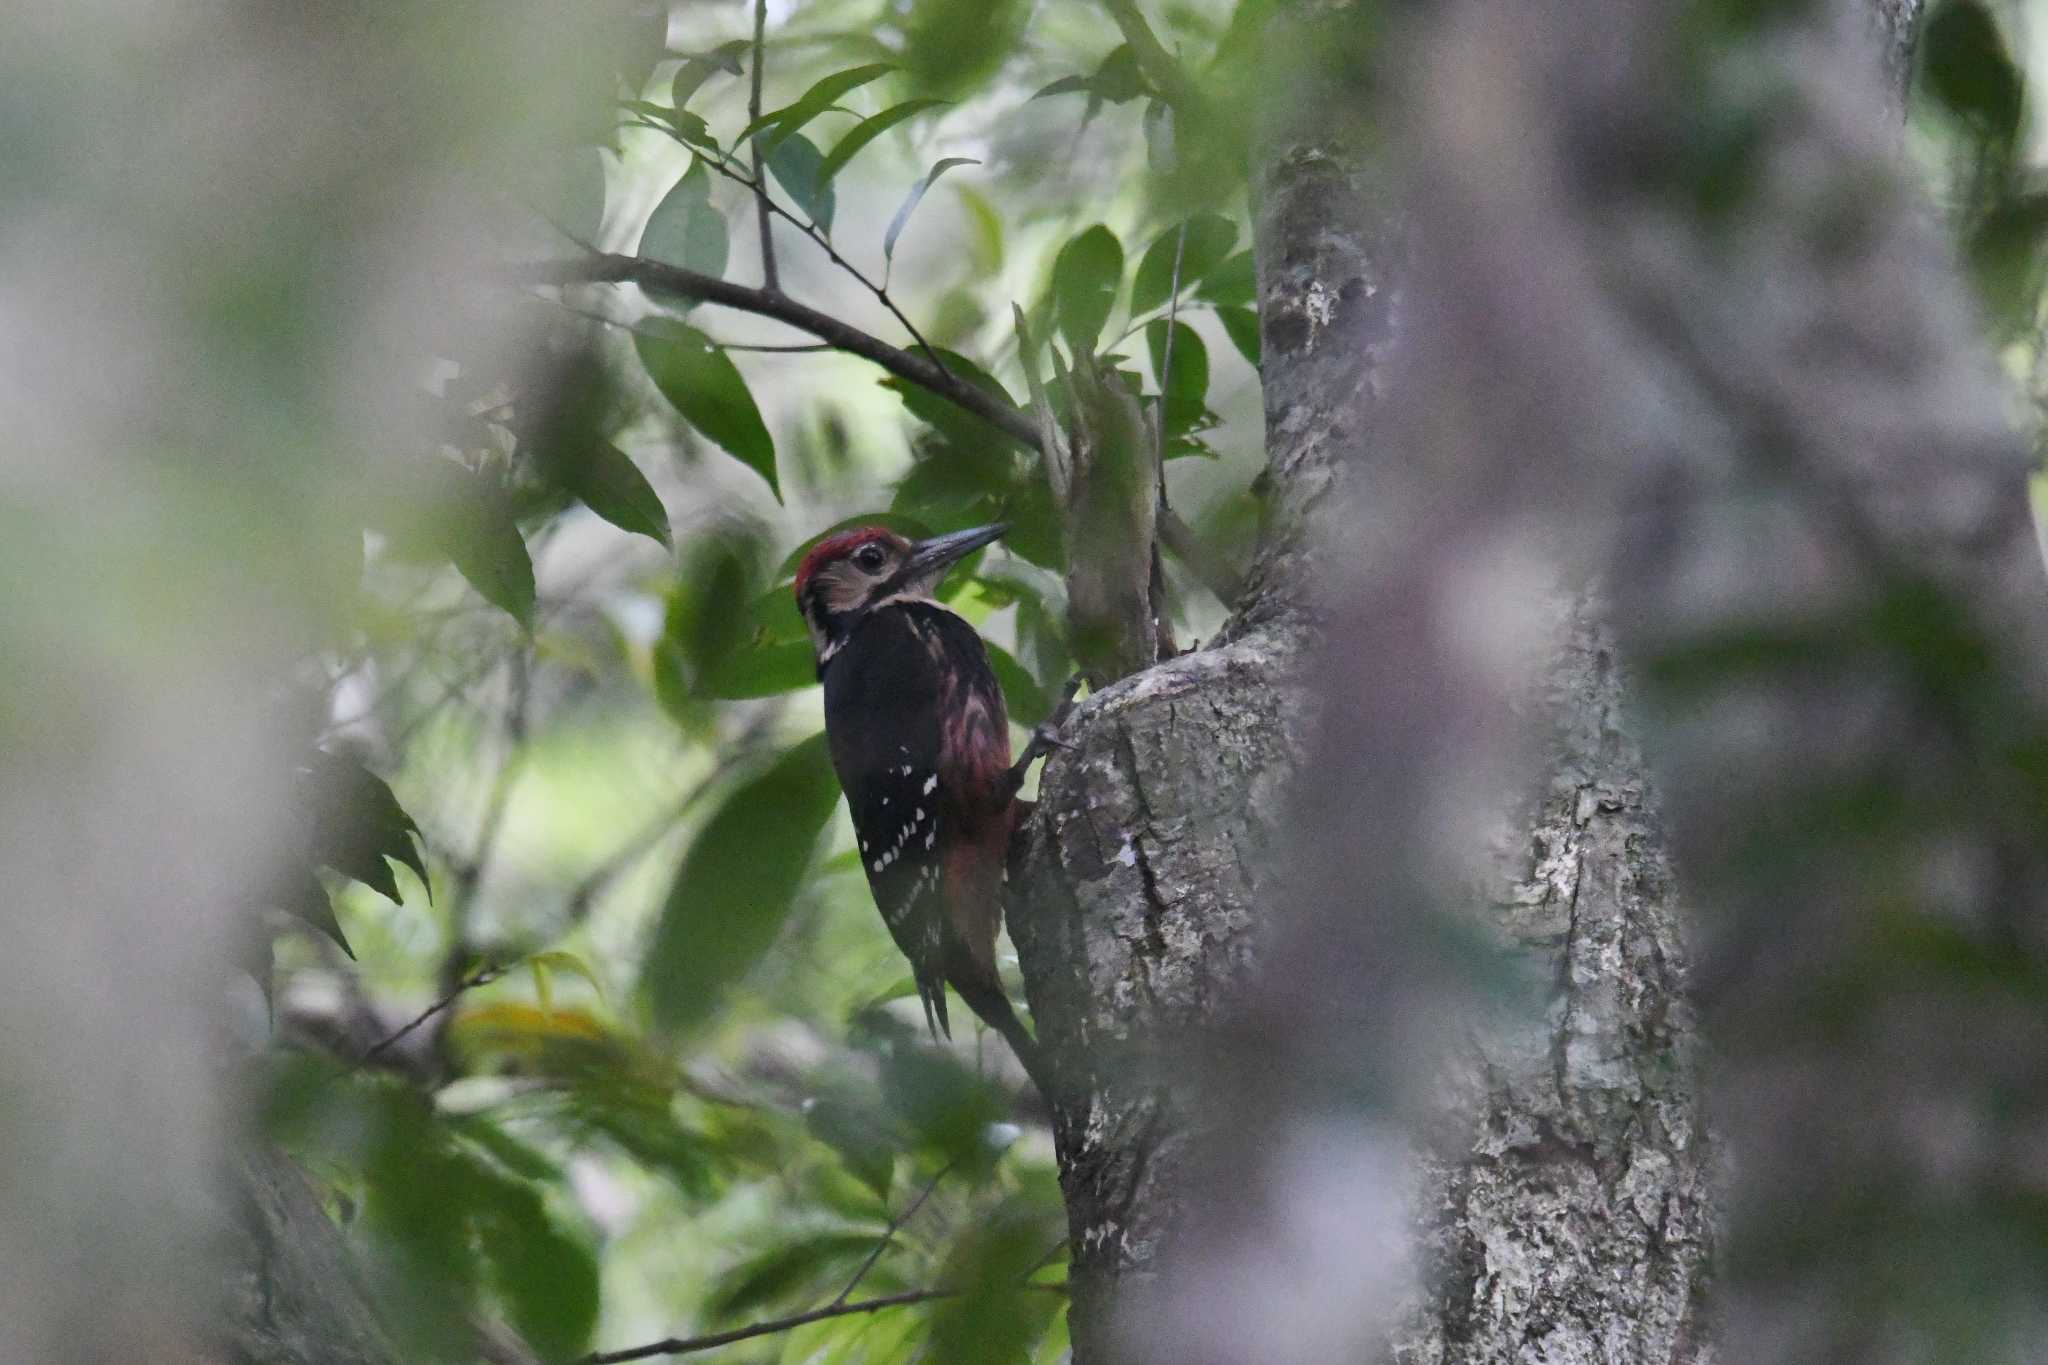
<box><xmin>1011</xmin><ymin>6</ymin><xmax>1711</xmax><ymax>1364</ymax></box>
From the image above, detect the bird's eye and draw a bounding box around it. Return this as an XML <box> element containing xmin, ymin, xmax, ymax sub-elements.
<box><xmin>854</xmin><ymin>544</ymin><xmax>887</xmax><ymax>571</ymax></box>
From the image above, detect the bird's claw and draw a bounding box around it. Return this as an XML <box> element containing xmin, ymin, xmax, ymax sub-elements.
<box><xmin>1031</xmin><ymin>675</ymin><xmax>1086</xmax><ymax>756</ymax></box>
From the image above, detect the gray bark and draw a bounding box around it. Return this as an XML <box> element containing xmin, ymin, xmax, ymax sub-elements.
<box><xmin>1012</xmin><ymin>6</ymin><xmax>1712</xmax><ymax>1364</ymax></box>
<box><xmin>1385</xmin><ymin>0</ymin><xmax>2048</xmax><ymax>1360</ymax></box>
<box><xmin>226</xmin><ymin>1150</ymin><xmax>404</xmax><ymax>1365</ymax></box>
<box><xmin>1400</xmin><ymin>607</ymin><xmax>1711</xmax><ymax>1365</ymax></box>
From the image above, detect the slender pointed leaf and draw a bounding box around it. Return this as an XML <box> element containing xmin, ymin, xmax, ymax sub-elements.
<box><xmin>644</xmin><ymin>734</ymin><xmax>840</xmax><ymax>1034</ymax></box>
<box><xmin>883</xmin><ymin>157</ymin><xmax>979</xmax><ymax>265</ymax></box>
<box><xmin>743</xmin><ymin>62</ymin><xmax>896</xmax><ymax>151</ymax></box>
<box><xmin>672</xmin><ymin>40</ymin><xmax>747</xmax><ymax>110</ymax></box>
<box><xmin>560</xmin><ymin>441</ymin><xmax>671</xmax><ymax>546</ymax></box>
<box><xmin>635</xmin><ymin>319</ymin><xmax>778</xmax><ymax>498</ymax></box>
<box><xmin>1145</xmin><ymin>319</ymin><xmax>1210</xmax><ymax>438</ymax></box>
<box><xmin>463</xmin><ymin>1154</ymin><xmax>600</xmax><ymax>1362</ymax></box>
<box><xmin>818</xmin><ymin>98</ymin><xmax>949</xmax><ymax>184</ymax></box>
<box><xmin>761</xmin><ymin>131</ymin><xmax>836</xmax><ymax>232</ymax></box>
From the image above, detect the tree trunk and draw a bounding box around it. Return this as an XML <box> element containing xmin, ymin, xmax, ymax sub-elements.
<box><xmin>1011</xmin><ymin>7</ymin><xmax>1712</xmax><ymax>1363</ymax></box>
<box><xmin>226</xmin><ymin>1150</ymin><xmax>405</xmax><ymax>1365</ymax></box>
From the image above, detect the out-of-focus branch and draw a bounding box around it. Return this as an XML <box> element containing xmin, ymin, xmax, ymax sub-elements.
<box><xmin>584</xmin><ymin>1290</ymin><xmax>952</xmax><ymax>1364</ymax></box>
<box><xmin>1381</xmin><ymin>1</ymin><xmax>2048</xmax><ymax>1362</ymax></box>
<box><xmin>534</xmin><ymin>254</ymin><xmax>1034</xmax><ymax>448</ymax></box>
<box><xmin>747</xmin><ymin>0</ymin><xmax>779</xmax><ymax>294</ymax></box>
<box><xmin>587</xmin><ymin>1277</ymin><xmax>1077</xmax><ymax>1365</ymax></box>
<box><xmin>1102</xmin><ymin>0</ymin><xmax>1204</xmax><ymax>116</ymax></box>
<box><xmin>829</xmin><ymin>1160</ymin><xmax>954</xmax><ymax>1307</ymax></box>
<box><xmin>354</xmin><ymin>961</ymin><xmax>507</xmax><ymax>1068</ymax></box>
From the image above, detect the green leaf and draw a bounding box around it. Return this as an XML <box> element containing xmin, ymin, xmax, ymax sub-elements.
<box><xmin>643</xmin><ymin>734</ymin><xmax>840</xmax><ymax>1034</ymax></box>
<box><xmin>902</xmin><ymin>0</ymin><xmax>1030</xmax><ymax>97</ymax></box>
<box><xmin>1966</xmin><ymin>189</ymin><xmax>2048</xmax><ymax>338</ymax></box>
<box><xmin>927</xmin><ymin>1196</ymin><xmax>1065</xmax><ymax>1363</ymax></box>
<box><xmin>672</xmin><ymin>41</ymin><xmax>747</xmax><ymax>110</ymax></box>
<box><xmin>656</xmin><ymin>529</ymin><xmax>773</xmax><ymax>728</ymax></box>
<box><xmin>635</xmin><ymin>320</ymin><xmax>778</xmax><ymax>497</ymax></box>
<box><xmin>1194</xmin><ymin>249</ymin><xmax>1257</xmax><ymax>307</ymax></box>
<box><xmin>804</xmin><ymin>1086</ymin><xmax>900</xmax><ymax>1199</ymax></box>
<box><xmin>383</xmin><ymin>461</ymin><xmax>538</xmax><ymax>626</ymax></box>
<box><xmin>450</xmin><ymin>511</ymin><xmax>536</xmax><ymax>627</ymax></box>
<box><xmin>880</xmin><ymin>1047</ymin><xmax>1006</xmax><ymax>1173</ymax></box>
<box><xmin>463</xmin><ymin>1154</ymin><xmax>600</xmax><ymax>1362</ymax></box>
<box><xmin>1051</xmin><ymin>224</ymin><xmax>1124</xmax><ymax>354</ymax></box>
<box><xmin>985</xmin><ymin>640</ymin><xmax>1050</xmax><ymax>728</ymax></box>
<box><xmin>762</xmin><ymin>131</ymin><xmax>837</xmax><ymax>232</ymax></box>
<box><xmin>560</xmin><ymin>441</ymin><xmax>671</xmax><ymax>547</ymax></box>
<box><xmin>818</xmin><ymin>98</ymin><xmax>950</xmax><ymax>184</ymax></box>
<box><xmin>526</xmin><ymin>949</ymin><xmax>607</xmax><ymax>1002</ymax></box>
<box><xmin>745</xmin><ymin>62</ymin><xmax>897</xmax><ymax>152</ymax></box>
<box><xmin>640</xmin><ymin>160</ymin><xmax>729</xmax><ymax>286</ymax></box>
<box><xmin>877</xmin><ymin>344</ymin><xmax>1021</xmax><ymax>449</ymax></box>
<box><xmin>1130</xmin><ymin>215</ymin><xmax>1239</xmax><ymax>316</ymax></box>
<box><xmin>451</xmin><ymin>1113</ymin><xmax>564</xmax><ymax>1185</ymax></box>
<box><xmin>361</xmin><ymin>1101</ymin><xmax>479</xmax><ymax>1359</ymax></box>
<box><xmin>300</xmin><ymin>749</ymin><xmax>427</xmax><ymax>904</ymax></box>
<box><xmin>539</xmin><ymin>147</ymin><xmax>606</xmax><ymax>247</ymax></box>
<box><xmin>883</xmin><ymin>157</ymin><xmax>979</xmax><ymax>266</ymax></box>
<box><xmin>707</xmin><ymin>1233</ymin><xmax>883</xmax><ymax>1320</ymax></box>
<box><xmin>1031</xmin><ymin>44</ymin><xmax>1146</xmax><ymax>106</ymax></box>
<box><xmin>1921</xmin><ymin>0</ymin><xmax>2023</xmax><ymax>144</ymax></box>
<box><xmin>1145</xmin><ymin>319</ymin><xmax>1210</xmax><ymax>438</ymax></box>
<box><xmin>696</xmin><ymin>586</ymin><xmax>815</xmax><ymax>700</ymax></box>
<box><xmin>1215</xmin><ymin>304</ymin><xmax>1261</xmax><ymax>366</ymax></box>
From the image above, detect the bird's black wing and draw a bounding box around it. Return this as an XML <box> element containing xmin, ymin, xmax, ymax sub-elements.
<box><xmin>822</xmin><ymin>604</ymin><xmax>954</xmax><ymax>1037</ymax></box>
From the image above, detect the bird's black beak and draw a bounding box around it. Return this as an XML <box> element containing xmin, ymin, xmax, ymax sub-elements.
<box><xmin>905</xmin><ymin>523</ymin><xmax>1007</xmax><ymax>583</ymax></box>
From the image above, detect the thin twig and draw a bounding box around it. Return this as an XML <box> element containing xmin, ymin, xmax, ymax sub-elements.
<box><xmin>582</xmin><ymin>1289</ymin><xmax>952</xmax><ymax>1364</ymax></box>
<box><xmin>1154</xmin><ymin>220</ymin><xmax>1189</xmax><ymax>480</ymax></box>
<box><xmin>536</xmin><ymin>253</ymin><xmax>1028</xmax><ymax>446</ymax></box>
<box><xmin>747</xmin><ymin>0</ymin><xmax>780</xmax><ymax>294</ymax></box>
<box><xmin>830</xmin><ymin>1161</ymin><xmax>955</xmax><ymax>1307</ymax></box>
<box><xmin>584</xmin><ymin>1281</ymin><xmax>1070</xmax><ymax>1364</ymax></box>
<box><xmin>355</xmin><ymin>962</ymin><xmax>508</xmax><ymax>1067</ymax></box>
<box><xmin>691</xmin><ymin>152</ymin><xmax>952</xmax><ymax>376</ymax></box>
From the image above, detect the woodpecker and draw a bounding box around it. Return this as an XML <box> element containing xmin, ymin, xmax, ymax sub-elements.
<box><xmin>794</xmin><ymin>522</ymin><xmax>1063</xmax><ymax>1090</ymax></box>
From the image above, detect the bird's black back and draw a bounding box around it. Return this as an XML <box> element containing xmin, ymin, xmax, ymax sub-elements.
<box><xmin>820</xmin><ymin>600</ymin><xmax>1007</xmax><ymax>1038</ymax></box>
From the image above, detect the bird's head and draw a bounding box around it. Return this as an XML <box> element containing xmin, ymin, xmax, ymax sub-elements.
<box><xmin>792</xmin><ymin>522</ymin><xmax>1006</xmax><ymax>665</ymax></box>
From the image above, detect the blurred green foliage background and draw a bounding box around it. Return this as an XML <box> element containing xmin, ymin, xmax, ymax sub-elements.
<box><xmin>261</xmin><ymin>1</ymin><xmax>1274</xmax><ymax>1358</ymax></box>
<box><xmin>71</xmin><ymin>0</ymin><xmax>2048</xmax><ymax>1359</ymax></box>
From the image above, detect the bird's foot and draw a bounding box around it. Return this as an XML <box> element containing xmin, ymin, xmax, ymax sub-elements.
<box><xmin>1002</xmin><ymin>677</ymin><xmax>1086</xmax><ymax>799</ymax></box>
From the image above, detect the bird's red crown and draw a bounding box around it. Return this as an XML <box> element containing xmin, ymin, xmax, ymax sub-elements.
<box><xmin>792</xmin><ymin>526</ymin><xmax>904</xmax><ymax>600</ymax></box>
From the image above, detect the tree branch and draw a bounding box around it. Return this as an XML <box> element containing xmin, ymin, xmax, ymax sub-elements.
<box><xmin>747</xmin><ymin>0</ymin><xmax>779</xmax><ymax>294</ymax></box>
<box><xmin>534</xmin><ymin>254</ymin><xmax>1239</xmax><ymax>600</ymax></box>
<box><xmin>534</xmin><ymin>254</ymin><xmax>1037</xmax><ymax>448</ymax></box>
<box><xmin>1101</xmin><ymin>0</ymin><xmax>1202</xmax><ymax>114</ymax></box>
<box><xmin>690</xmin><ymin>151</ymin><xmax>951</xmax><ymax>375</ymax></box>
<box><xmin>830</xmin><ymin>1161</ymin><xmax>954</xmax><ymax>1307</ymax></box>
<box><xmin>582</xmin><ymin>1289</ymin><xmax>952</xmax><ymax>1364</ymax></box>
<box><xmin>354</xmin><ymin>962</ymin><xmax>506</xmax><ymax>1067</ymax></box>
